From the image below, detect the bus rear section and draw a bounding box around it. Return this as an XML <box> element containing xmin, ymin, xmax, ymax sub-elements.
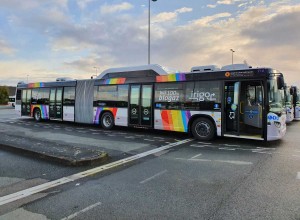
<box><xmin>8</xmin><ymin>96</ymin><xmax>16</xmax><ymax>107</ymax></box>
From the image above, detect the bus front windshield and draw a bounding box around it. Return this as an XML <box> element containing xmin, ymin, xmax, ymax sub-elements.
<box><xmin>268</xmin><ymin>77</ymin><xmax>285</xmax><ymax>114</ymax></box>
<box><xmin>296</xmin><ymin>92</ymin><xmax>300</xmax><ymax>106</ymax></box>
<box><xmin>285</xmin><ymin>87</ymin><xmax>292</xmax><ymax>107</ymax></box>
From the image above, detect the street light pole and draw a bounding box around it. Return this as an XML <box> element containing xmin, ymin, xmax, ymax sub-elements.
<box><xmin>230</xmin><ymin>49</ymin><xmax>235</xmax><ymax>65</ymax></box>
<box><xmin>93</xmin><ymin>67</ymin><xmax>99</xmax><ymax>75</ymax></box>
<box><xmin>148</xmin><ymin>0</ymin><xmax>157</xmax><ymax>65</ymax></box>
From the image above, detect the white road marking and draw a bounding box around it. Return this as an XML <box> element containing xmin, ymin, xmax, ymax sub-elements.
<box><xmin>176</xmin><ymin>157</ymin><xmax>252</xmax><ymax>165</ymax></box>
<box><xmin>222</xmin><ymin>144</ymin><xmax>240</xmax><ymax>147</ymax></box>
<box><xmin>144</xmin><ymin>139</ymin><xmax>155</xmax><ymax>141</ymax></box>
<box><xmin>197</xmin><ymin>142</ymin><xmax>211</xmax><ymax>145</ymax></box>
<box><xmin>215</xmin><ymin>160</ymin><xmax>253</xmax><ymax>165</ymax></box>
<box><xmin>219</xmin><ymin>147</ymin><xmax>236</xmax><ymax>151</ymax></box>
<box><xmin>188</xmin><ymin>158</ymin><xmax>212</xmax><ymax>162</ymax></box>
<box><xmin>0</xmin><ymin>139</ymin><xmax>192</xmax><ymax>206</ymax></box>
<box><xmin>61</xmin><ymin>202</ymin><xmax>102</xmax><ymax>220</ymax></box>
<box><xmin>140</xmin><ymin>170</ymin><xmax>167</xmax><ymax>184</ymax></box>
<box><xmin>297</xmin><ymin>172</ymin><xmax>300</xmax><ymax>180</ymax></box>
<box><xmin>190</xmin><ymin>144</ymin><xmax>207</xmax><ymax>148</ymax></box>
<box><xmin>92</xmin><ymin>133</ymin><xmax>100</xmax><ymax>135</ymax></box>
<box><xmin>190</xmin><ymin>153</ymin><xmax>202</xmax><ymax>159</ymax></box>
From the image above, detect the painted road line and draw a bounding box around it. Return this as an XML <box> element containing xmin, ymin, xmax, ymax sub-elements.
<box><xmin>0</xmin><ymin>139</ymin><xmax>192</xmax><ymax>206</ymax></box>
<box><xmin>188</xmin><ymin>159</ymin><xmax>212</xmax><ymax>162</ymax></box>
<box><xmin>190</xmin><ymin>153</ymin><xmax>202</xmax><ymax>159</ymax></box>
<box><xmin>219</xmin><ymin>147</ymin><xmax>236</xmax><ymax>151</ymax></box>
<box><xmin>61</xmin><ymin>202</ymin><xmax>102</xmax><ymax>220</ymax></box>
<box><xmin>190</xmin><ymin>144</ymin><xmax>212</xmax><ymax>148</ymax></box>
<box><xmin>144</xmin><ymin>139</ymin><xmax>155</xmax><ymax>141</ymax></box>
<box><xmin>222</xmin><ymin>144</ymin><xmax>240</xmax><ymax>147</ymax></box>
<box><xmin>140</xmin><ymin>170</ymin><xmax>168</xmax><ymax>184</ymax></box>
<box><xmin>215</xmin><ymin>160</ymin><xmax>253</xmax><ymax>165</ymax></box>
<box><xmin>297</xmin><ymin>172</ymin><xmax>300</xmax><ymax>180</ymax></box>
<box><xmin>197</xmin><ymin>142</ymin><xmax>212</xmax><ymax>145</ymax></box>
<box><xmin>176</xmin><ymin>157</ymin><xmax>252</xmax><ymax>165</ymax></box>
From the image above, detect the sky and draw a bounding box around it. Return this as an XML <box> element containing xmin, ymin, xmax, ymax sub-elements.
<box><xmin>0</xmin><ymin>0</ymin><xmax>300</xmax><ymax>86</ymax></box>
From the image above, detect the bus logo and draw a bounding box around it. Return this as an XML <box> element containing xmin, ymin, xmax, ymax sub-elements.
<box><xmin>225</xmin><ymin>72</ymin><xmax>231</xmax><ymax>77</ymax></box>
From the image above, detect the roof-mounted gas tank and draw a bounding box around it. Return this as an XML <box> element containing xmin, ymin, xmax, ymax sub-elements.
<box><xmin>190</xmin><ymin>65</ymin><xmax>220</xmax><ymax>72</ymax></box>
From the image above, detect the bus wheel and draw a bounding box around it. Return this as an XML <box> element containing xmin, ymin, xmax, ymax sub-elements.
<box><xmin>101</xmin><ymin>112</ymin><xmax>114</xmax><ymax>129</ymax></box>
<box><xmin>34</xmin><ymin>108</ymin><xmax>42</xmax><ymax>122</ymax></box>
<box><xmin>191</xmin><ymin>117</ymin><xmax>215</xmax><ymax>141</ymax></box>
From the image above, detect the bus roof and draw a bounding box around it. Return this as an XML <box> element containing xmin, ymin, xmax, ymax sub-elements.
<box><xmin>97</xmin><ymin>64</ymin><xmax>171</xmax><ymax>79</ymax></box>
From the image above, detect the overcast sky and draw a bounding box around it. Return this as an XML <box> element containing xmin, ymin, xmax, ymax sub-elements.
<box><xmin>0</xmin><ymin>0</ymin><xmax>299</xmax><ymax>86</ymax></box>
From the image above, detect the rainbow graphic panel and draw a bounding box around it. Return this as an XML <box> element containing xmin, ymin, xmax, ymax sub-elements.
<box><xmin>28</xmin><ymin>83</ymin><xmax>45</xmax><ymax>88</ymax></box>
<box><xmin>156</xmin><ymin>73</ymin><xmax>186</xmax><ymax>82</ymax></box>
<box><xmin>30</xmin><ymin>104</ymin><xmax>49</xmax><ymax>119</ymax></box>
<box><xmin>103</xmin><ymin>78</ymin><xmax>126</xmax><ymax>85</ymax></box>
<box><xmin>94</xmin><ymin>107</ymin><xmax>118</xmax><ymax>124</ymax></box>
<box><xmin>160</xmin><ymin>110</ymin><xmax>191</xmax><ymax>132</ymax></box>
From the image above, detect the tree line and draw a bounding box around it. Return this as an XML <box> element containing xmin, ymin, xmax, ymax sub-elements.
<box><xmin>0</xmin><ymin>86</ymin><xmax>9</xmax><ymax>104</ymax></box>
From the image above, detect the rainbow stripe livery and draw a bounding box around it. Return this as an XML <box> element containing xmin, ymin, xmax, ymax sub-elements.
<box><xmin>94</xmin><ymin>107</ymin><xmax>118</xmax><ymax>124</ymax></box>
<box><xmin>103</xmin><ymin>78</ymin><xmax>126</xmax><ymax>85</ymax></box>
<box><xmin>156</xmin><ymin>73</ymin><xmax>186</xmax><ymax>82</ymax></box>
<box><xmin>28</xmin><ymin>83</ymin><xmax>45</xmax><ymax>88</ymax></box>
<box><xmin>160</xmin><ymin>110</ymin><xmax>191</xmax><ymax>132</ymax></box>
<box><xmin>30</xmin><ymin>105</ymin><xmax>49</xmax><ymax>119</ymax></box>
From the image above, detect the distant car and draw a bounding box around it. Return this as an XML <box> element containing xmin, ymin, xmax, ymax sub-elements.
<box><xmin>8</xmin><ymin>96</ymin><xmax>15</xmax><ymax>108</ymax></box>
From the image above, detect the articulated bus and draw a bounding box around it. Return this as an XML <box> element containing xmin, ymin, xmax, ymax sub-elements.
<box><xmin>291</xmin><ymin>86</ymin><xmax>300</xmax><ymax>120</ymax></box>
<box><xmin>15</xmin><ymin>64</ymin><xmax>286</xmax><ymax>141</ymax></box>
<box><xmin>284</xmin><ymin>85</ymin><xmax>294</xmax><ymax>123</ymax></box>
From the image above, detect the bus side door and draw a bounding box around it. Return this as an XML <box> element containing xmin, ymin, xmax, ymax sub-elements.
<box><xmin>129</xmin><ymin>84</ymin><xmax>153</xmax><ymax>127</ymax></box>
<box><xmin>21</xmin><ymin>89</ymin><xmax>31</xmax><ymax>116</ymax></box>
<box><xmin>49</xmin><ymin>88</ymin><xmax>63</xmax><ymax>119</ymax></box>
<box><xmin>224</xmin><ymin>80</ymin><xmax>264</xmax><ymax>140</ymax></box>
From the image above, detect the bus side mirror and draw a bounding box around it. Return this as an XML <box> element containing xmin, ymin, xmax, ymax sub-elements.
<box><xmin>277</xmin><ymin>77</ymin><xmax>285</xmax><ymax>90</ymax></box>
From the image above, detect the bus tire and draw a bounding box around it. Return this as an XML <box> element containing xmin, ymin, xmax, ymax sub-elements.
<box><xmin>191</xmin><ymin>117</ymin><xmax>215</xmax><ymax>141</ymax></box>
<box><xmin>101</xmin><ymin>112</ymin><xmax>114</xmax><ymax>130</ymax></box>
<box><xmin>34</xmin><ymin>108</ymin><xmax>42</xmax><ymax>122</ymax></box>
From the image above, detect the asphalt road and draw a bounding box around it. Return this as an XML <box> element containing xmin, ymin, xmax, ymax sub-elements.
<box><xmin>0</xmin><ymin>108</ymin><xmax>299</xmax><ymax>220</ymax></box>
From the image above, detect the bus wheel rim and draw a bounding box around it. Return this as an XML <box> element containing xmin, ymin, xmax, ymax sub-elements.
<box><xmin>103</xmin><ymin>115</ymin><xmax>112</xmax><ymax>127</ymax></box>
<box><xmin>35</xmin><ymin>110</ymin><xmax>40</xmax><ymax>120</ymax></box>
<box><xmin>195</xmin><ymin>121</ymin><xmax>210</xmax><ymax>137</ymax></box>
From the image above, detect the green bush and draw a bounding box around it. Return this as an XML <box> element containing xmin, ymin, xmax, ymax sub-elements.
<box><xmin>0</xmin><ymin>86</ymin><xmax>9</xmax><ymax>105</ymax></box>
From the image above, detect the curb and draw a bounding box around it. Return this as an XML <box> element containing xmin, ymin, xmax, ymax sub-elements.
<box><xmin>0</xmin><ymin>144</ymin><xmax>109</xmax><ymax>166</ymax></box>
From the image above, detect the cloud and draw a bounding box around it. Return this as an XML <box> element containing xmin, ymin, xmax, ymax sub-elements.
<box><xmin>207</xmin><ymin>4</ymin><xmax>217</xmax><ymax>8</ymax></box>
<box><xmin>1</xmin><ymin>1</ymin><xmax>300</xmax><ymax>88</ymax></box>
<box><xmin>77</xmin><ymin>0</ymin><xmax>95</xmax><ymax>10</ymax></box>
<box><xmin>217</xmin><ymin>0</ymin><xmax>242</xmax><ymax>5</ymax></box>
<box><xmin>191</xmin><ymin>12</ymin><xmax>232</xmax><ymax>26</ymax></box>
<box><xmin>100</xmin><ymin>2</ymin><xmax>133</xmax><ymax>14</ymax></box>
<box><xmin>0</xmin><ymin>39</ymin><xmax>16</xmax><ymax>55</ymax></box>
<box><xmin>153</xmin><ymin>7</ymin><xmax>193</xmax><ymax>23</ymax></box>
<box><xmin>175</xmin><ymin>7</ymin><xmax>193</xmax><ymax>14</ymax></box>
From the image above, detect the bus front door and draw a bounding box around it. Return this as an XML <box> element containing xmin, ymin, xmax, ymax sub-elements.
<box><xmin>49</xmin><ymin>88</ymin><xmax>63</xmax><ymax>119</ymax></box>
<box><xmin>21</xmin><ymin>89</ymin><xmax>31</xmax><ymax>116</ymax></box>
<box><xmin>129</xmin><ymin>84</ymin><xmax>153</xmax><ymax>127</ymax></box>
<box><xmin>224</xmin><ymin>81</ymin><xmax>264</xmax><ymax>140</ymax></box>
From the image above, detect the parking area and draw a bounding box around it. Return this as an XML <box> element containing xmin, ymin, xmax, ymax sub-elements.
<box><xmin>0</xmin><ymin>108</ymin><xmax>300</xmax><ymax>219</ymax></box>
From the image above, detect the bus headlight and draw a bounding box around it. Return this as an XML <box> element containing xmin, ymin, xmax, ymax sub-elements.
<box><xmin>274</xmin><ymin>121</ymin><xmax>281</xmax><ymax>128</ymax></box>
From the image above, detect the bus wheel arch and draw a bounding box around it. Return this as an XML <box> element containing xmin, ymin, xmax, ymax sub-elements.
<box><xmin>189</xmin><ymin>115</ymin><xmax>216</xmax><ymax>141</ymax></box>
<box><xmin>33</xmin><ymin>107</ymin><xmax>42</xmax><ymax>122</ymax></box>
<box><xmin>100</xmin><ymin>111</ymin><xmax>114</xmax><ymax>129</ymax></box>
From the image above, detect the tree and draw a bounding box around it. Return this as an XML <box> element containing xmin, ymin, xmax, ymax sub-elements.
<box><xmin>0</xmin><ymin>86</ymin><xmax>9</xmax><ymax>105</ymax></box>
